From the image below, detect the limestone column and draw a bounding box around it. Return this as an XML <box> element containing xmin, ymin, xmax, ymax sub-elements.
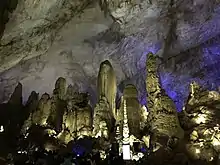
<box><xmin>97</xmin><ymin>60</ymin><xmax>117</xmax><ymax>119</ymax></box>
<box><xmin>123</xmin><ymin>84</ymin><xmax>141</xmax><ymax>139</ymax></box>
<box><xmin>146</xmin><ymin>52</ymin><xmax>184</xmax><ymax>149</ymax></box>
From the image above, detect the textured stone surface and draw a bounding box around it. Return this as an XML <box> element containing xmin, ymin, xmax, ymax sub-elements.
<box><xmin>0</xmin><ymin>0</ymin><xmax>220</xmax><ymax>113</ymax></box>
<box><xmin>32</xmin><ymin>93</ymin><xmax>51</xmax><ymax>126</ymax></box>
<box><xmin>97</xmin><ymin>60</ymin><xmax>117</xmax><ymax>119</ymax></box>
<box><xmin>180</xmin><ymin>81</ymin><xmax>220</xmax><ymax>162</ymax></box>
<box><xmin>93</xmin><ymin>96</ymin><xmax>113</xmax><ymax>139</ymax></box>
<box><xmin>118</xmin><ymin>84</ymin><xmax>142</xmax><ymax>139</ymax></box>
<box><xmin>146</xmin><ymin>52</ymin><xmax>184</xmax><ymax>148</ymax></box>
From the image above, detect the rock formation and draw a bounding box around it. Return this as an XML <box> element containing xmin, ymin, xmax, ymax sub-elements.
<box><xmin>55</xmin><ymin>77</ymin><xmax>67</xmax><ymax>100</ymax></box>
<box><xmin>19</xmin><ymin>77</ymin><xmax>93</xmax><ymax>146</ymax></box>
<box><xmin>146</xmin><ymin>52</ymin><xmax>184</xmax><ymax>150</ymax></box>
<box><xmin>47</xmin><ymin>77</ymin><xmax>67</xmax><ymax>132</ymax></box>
<box><xmin>93</xmin><ymin>96</ymin><xmax>113</xmax><ymax>139</ymax></box>
<box><xmin>1</xmin><ymin>57</ymin><xmax>220</xmax><ymax>165</ymax></box>
<box><xmin>32</xmin><ymin>93</ymin><xmax>51</xmax><ymax>126</ymax></box>
<box><xmin>118</xmin><ymin>84</ymin><xmax>142</xmax><ymax>139</ymax></box>
<box><xmin>21</xmin><ymin>91</ymin><xmax>39</xmax><ymax>134</ymax></box>
<box><xmin>8</xmin><ymin>82</ymin><xmax>22</xmax><ymax>106</ymax></box>
<box><xmin>64</xmin><ymin>91</ymin><xmax>92</xmax><ymax>139</ymax></box>
<box><xmin>179</xmin><ymin>81</ymin><xmax>220</xmax><ymax>162</ymax></box>
<box><xmin>97</xmin><ymin>60</ymin><xmax>117</xmax><ymax>119</ymax></box>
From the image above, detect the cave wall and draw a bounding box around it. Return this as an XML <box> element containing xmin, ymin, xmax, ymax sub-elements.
<box><xmin>0</xmin><ymin>0</ymin><xmax>18</xmax><ymax>37</ymax></box>
<box><xmin>0</xmin><ymin>0</ymin><xmax>220</xmax><ymax>110</ymax></box>
<box><xmin>160</xmin><ymin>34</ymin><xmax>220</xmax><ymax>111</ymax></box>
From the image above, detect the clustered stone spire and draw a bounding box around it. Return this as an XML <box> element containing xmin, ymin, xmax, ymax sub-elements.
<box><xmin>1</xmin><ymin>53</ymin><xmax>220</xmax><ymax>164</ymax></box>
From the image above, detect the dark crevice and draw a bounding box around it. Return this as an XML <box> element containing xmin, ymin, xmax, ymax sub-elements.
<box><xmin>0</xmin><ymin>0</ymin><xmax>18</xmax><ymax>39</ymax></box>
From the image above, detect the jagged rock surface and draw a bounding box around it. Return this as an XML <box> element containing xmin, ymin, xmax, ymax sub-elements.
<box><xmin>179</xmin><ymin>81</ymin><xmax>220</xmax><ymax>162</ymax></box>
<box><xmin>93</xmin><ymin>96</ymin><xmax>113</xmax><ymax>139</ymax></box>
<box><xmin>0</xmin><ymin>59</ymin><xmax>220</xmax><ymax>165</ymax></box>
<box><xmin>0</xmin><ymin>0</ymin><xmax>220</xmax><ymax>112</ymax></box>
<box><xmin>146</xmin><ymin>52</ymin><xmax>184</xmax><ymax>148</ymax></box>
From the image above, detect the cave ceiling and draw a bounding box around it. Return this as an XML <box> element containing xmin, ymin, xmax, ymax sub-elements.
<box><xmin>0</xmin><ymin>0</ymin><xmax>220</xmax><ymax>110</ymax></box>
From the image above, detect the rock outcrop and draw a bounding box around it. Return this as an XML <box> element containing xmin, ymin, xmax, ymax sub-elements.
<box><xmin>19</xmin><ymin>77</ymin><xmax>93</xmax><ymax>146</ymax></box>
<box><xmin>179</xmin><ymin>81</ymin><xmax>220</xmax><ymax>162</ymax></box>
<box><xmin>146</xmin><ymin>52</ymin><xmax>184</xmax><ymax>150</ymax></box>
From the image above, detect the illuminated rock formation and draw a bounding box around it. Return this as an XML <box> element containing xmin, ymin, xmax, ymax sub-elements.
<box><xmin>116</xmin><ymin>85</ymin><xmax>147</xmax><ymax>160</ymax></box>
<box><xmin>55</xmin><ymin>77</ymin><xmax>67</xmax><ymax>100</ymax></box>
<box><xmin>21</xmin><ymin>91</ymin><xmax>39</xmax><ymax>134</ymax></box>
<box><xmin>59</xmin><ymin>89</ymin><xmax>92</xmax><ymax>143</ymax></box>
<box><xmin>180</xmin><ymin>81</ymin><xmax>220</xmax><ymax>162</ymax></box>
<box><xmin>47</xmin><ymin>77</ymin><xmax>66</xmax><ymax>132</ymax></box>
<box><xmin>98</xmin><ymin>60</ymin><xmax>117</xmax><ymax>119</ymax></box>
<box><xmin>120</xmin><ymin>84</ymin><xmax>142</xmax><ymax>139</ymax></box>
<box><xmin>93</xmin><ymin>96</ymin><xmax>113</xmax><ymax>139</ymax></box>
<box><xmin>146</xmin><ymin>52</ymin><xmax>184</xmax><ymax>150</ymax></box>
<box><xmin>32</xmin><ymin>93</ymin><xmax>51</xmax><ymax>126</ymax></box>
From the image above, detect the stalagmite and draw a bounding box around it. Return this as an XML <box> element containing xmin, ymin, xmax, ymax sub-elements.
<box><xmin>21</xmin><ymin>91</ymin><xmax>39</xmax><ymax>134</ymax></box>
<box><xmin>122</xmin><ymin>84</ymin><xmax>141</xmax><ymax>139</ymax></box>
<box><xmin>146</xmin><ymin>52</ymin><xmax>184</xmax><ymax>149</ymax></box>
<box><xmin>55</xmin><ymin>77</ymin><xmax>67</xmax><ymax>100</ymax></box>
<box><xmin>8</xmin><ymin>82</ymin><xmax>22</xmax><ymax>105</ymax></box>
<box><xmin>47</xmin><ymin>78</ymin><xmax>66</xmax><ymax>132</ymax></box>
<box><xmin>32</xmin><ymin>93</ymin><xmax>51</xmax><ymax>126</ymax></box>
<box><xmin>97</xmin><ymin>60</ymin><xmax>117</xmax><ymax>119</ymax></box>
<box><xmin>93</xmin><ymin>96</ymin><xmax>113</xmax><ymax>139</ymax></box>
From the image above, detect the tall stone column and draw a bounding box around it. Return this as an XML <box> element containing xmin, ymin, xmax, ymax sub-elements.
<box><xmin>97</xmin><ymin>60</ymin><xmax>117</xmax><ymax>119</ymax></box>
<box><xmin>146</xmin><ymin>52</ymin><xmax>184</xmax><ymax>150</ymax></box>
<box><xmin>123</xmin><ymin>84</ymin><xmax>141</xmax><ymax>139</ymax></box>
<box><xmin>47</xmin><ymin>77</ymin><xmax>66</xmax><ymax>132</ymax></box>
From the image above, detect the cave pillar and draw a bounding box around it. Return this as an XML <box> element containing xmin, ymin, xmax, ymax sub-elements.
<box><xmin>97</xmin><ymin>60</ymin><xmax>117</xmax><ymax>119</ymax></box>
<box><xmin>145</xmin><ymin>52</ymin><xmax>184</xmax><ymax>151</ymax></box>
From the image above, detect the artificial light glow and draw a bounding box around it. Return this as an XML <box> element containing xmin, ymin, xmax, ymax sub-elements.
<box><xmin>0</xmin><ymin>125</ymin><xmax>4</xmax><ymax>132</ymax></box>
<box><xmin>141</xmin><ymin>105</ymin><xmax>149</xmax><ymax>120</ymax></box>
<box><xmin>194</xmin><ymin>114</ymin><xmax>207</xmax><ymax>124</ymax></box>
<box><xmin>132</xmin><ymin>152</ymin><xmax>144</xmax><ymax>161</ymax></box>
<box><xmin>195</xmin><ymin>148</ymin><xmax>200</xmax><ymax>154</ymax></box>
<box><xmin>24</xmin><ymin>132</ymin><xmax>29</xmax><ymax>138</ymax></box>
<box><xmin>212</xmin><ymin>137</ymin><xmax>220</xmax><ymax>146</ymax></box>
<box><xmin>123</xmin><ymin>145</ymin><xmax>131</xmax><ymax>160</ymax></box>
<box><xmin>17</xmin><ymin>151</ymin><xmax>27</xmax><ymax>154</ymax></box>
<box><xmin>141</xmin><ymin>105</ymin><xmax>147</xmax><ymax>111</ymax></box>
<box><xmin>100</xmin><ymin>151</ymin><xmax>106</xmax><ymax>160</ymax></box>
<box><xmin>142</xmin><ymin>135</ymin><xmax>150</xmax><ymax>148</ymax></box>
